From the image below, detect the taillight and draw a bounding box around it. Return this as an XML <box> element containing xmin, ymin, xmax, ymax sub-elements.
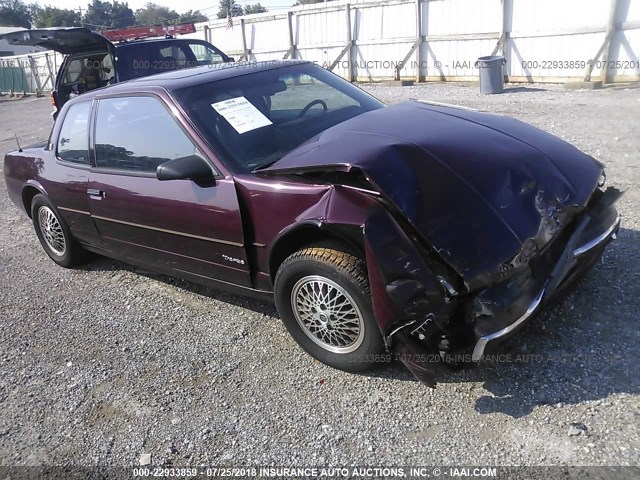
<box><xmin>50</xmin><ymin>92</ymin><xmax>57</xmax><ymax>108</ymax></box>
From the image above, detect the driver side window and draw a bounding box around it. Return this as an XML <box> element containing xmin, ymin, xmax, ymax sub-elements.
<box><xmin>95</xmin><ymin>96</ymin><xmax>200</xmax><ymax>173</ymax></box>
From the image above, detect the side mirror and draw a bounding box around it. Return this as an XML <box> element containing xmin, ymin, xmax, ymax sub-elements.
<box><xmin>156</xmin><ymin>155</ymin><xmax>214</xmax><ymax>181</ymax></box>
<box><xmin>227</xmin><ymin>56</ymin><xmax>235</xmax><ymax>62</ymax></box>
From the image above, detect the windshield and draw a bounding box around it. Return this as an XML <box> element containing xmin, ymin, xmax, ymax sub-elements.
<box><xmin>173</xmin><ymin>63</ymin><xmax>385</xmax><ymax>173</ymax></box>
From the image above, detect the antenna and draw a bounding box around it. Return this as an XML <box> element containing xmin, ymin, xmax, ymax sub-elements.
<box><xmin>14</xmin><ymin>134</ymin><xmax>22</xmax><ymax>152</ymax></box>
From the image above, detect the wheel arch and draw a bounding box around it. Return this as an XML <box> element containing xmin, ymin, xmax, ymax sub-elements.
<box><xmin>268</xmin><ymin>220</ymin><xmax>364</xmax><ymax>282</ymax></box>
<box><xmin>21</xmin><ymin>181</ymin><xmax>48</xmax><ymax>218</ymax></box>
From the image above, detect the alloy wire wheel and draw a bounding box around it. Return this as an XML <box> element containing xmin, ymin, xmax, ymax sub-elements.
<box><xmin>38</xmin><ymin>206</ymin><xmax>66</xmax><ymax>256</ymax></box>
<box><xmin>291</xmin><ymin>275</ymin><xmax>365</xmax><ymax>353</ymax></box>
<box><xmin>274</xmin><ymin>243</ymin><xmax>384</xmax><ymax>372</ymax></box>
<box><xmin>30</xmin><ymin>194</ymin><xmax>86</xmax><ymax>268</ymax></box>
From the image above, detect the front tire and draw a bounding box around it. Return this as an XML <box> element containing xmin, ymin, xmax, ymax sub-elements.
<box><xmin>274</xmin><ymin>243</ymin><xmax>384</xmax><ymax>372</ymax></box>
<box><xmin>31</xmin><ymin>194</ymin><xmax>86</xmax><ymax>268</ymax></box>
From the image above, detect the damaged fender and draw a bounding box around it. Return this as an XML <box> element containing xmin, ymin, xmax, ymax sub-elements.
<box><xmin>363</xmin><ymin>208</ymin><xmax>459</xmax><ymax>387</ymax></box>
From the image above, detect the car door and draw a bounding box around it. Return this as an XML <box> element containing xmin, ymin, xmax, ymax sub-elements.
<box><xmin>87</xmin><ymin>94</ymin><xmax>250</xmax><ymax>287</ymax></box>
<box><xmin>47</xmin><ymin>100</ymin><xmax>102</xmax><ymax>247</ymax></box>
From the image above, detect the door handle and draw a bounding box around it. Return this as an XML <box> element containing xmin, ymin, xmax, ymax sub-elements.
<box><xmin>87</xmin><ymin>188</ymin><xmax>106</xmax><ymax>199</ymax></box>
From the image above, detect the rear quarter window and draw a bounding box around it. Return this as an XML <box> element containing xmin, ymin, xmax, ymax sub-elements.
<box><xmin>57</xmin><ymin>102</ymin><xmax>91</xmax><ymax>165</ymax></box>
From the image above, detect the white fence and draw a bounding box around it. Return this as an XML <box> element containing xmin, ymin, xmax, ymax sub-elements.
<box><xmin>0</xmin><ymin>50</ymin><xmax>63</xmax><ymax>95</ymax></box>
<box><xmin>1</xmin><ymin>0</ymin><xmax>638</xmax><ymax>95</ymax></box>
<box><xmin>198</xmin><ymin>0</ymin><xmax>640</xmax><ymax>83</ymax></box>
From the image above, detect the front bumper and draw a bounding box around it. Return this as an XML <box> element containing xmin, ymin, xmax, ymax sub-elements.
<box><xmin>471</xmin><ymin>210</ymin><xmax>620</xmax><ymax>361</ymax></box>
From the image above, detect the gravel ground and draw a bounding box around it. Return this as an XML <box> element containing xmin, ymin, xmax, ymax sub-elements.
<box><xmin>0</xmin><ymin>83</ymin><xmax>639</xmax><ymax>470</ymax></box>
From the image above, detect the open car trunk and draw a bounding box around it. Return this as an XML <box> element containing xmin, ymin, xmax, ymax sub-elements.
<box><xmin>0</xmin><ymin>28</ymin><xmax>116</xmax><ymax>115</ymax></box>
<box><xmin>0</xmin><ymin>27</ymin><xmax>113</xmax><ymax>55</ymax></box>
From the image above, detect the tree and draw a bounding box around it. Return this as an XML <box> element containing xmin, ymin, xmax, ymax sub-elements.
<box><xmin>109</xmin><ymin>1</ymin><xmax>135</xmax><ymax>28</ymax></box>
<box><xmin>32</xmin><ymin>6</ymin><xmax>81</xmax><ymax>28</ymax></box>
<box><xmin>0</xmin><ymin>0</ymin><xmax>32</xmax><ymax>28</ymax></box>
<box><xmin>134</xmin><ymin>4</ymin><xmax>208</xmax><ymax>26</ymax></box>
<box><xmin>217</xmin><ymin>0</ymin><xmax>243</xmax><ymax>20</ymax></box>
<box><xmin>82</xmin><ymin>0</ymin><xmax>108</xmax><ymax>29</ymax></box>
<box><xmin>244</xmin><ymin>4</ymin><xmax>267</xmax><ymax>15</ymax></box>
<box><xmin>134</xmin><ymin>3</ymin><xmax>178</xmax><ymax>26</ymax></box>
<box><xmin>177</xmin><ymin>10</ymin><xmax>207</xmax><ymax>24</ymax></box>
<box><xmin>83</xmin><ymin>0</ymin><xmax>135</xmax><ymax>30</ymax></box>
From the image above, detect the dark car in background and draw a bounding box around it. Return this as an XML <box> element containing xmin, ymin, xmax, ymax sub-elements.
<box><xmin>3</xmin><ymin>61</ymin><xmax>620</xmax><ymax>387</ymax></box>
<box><xmin>0</xmin><ymin>24</ymin><xmax>231</xmax><ymax>116</ymax></box>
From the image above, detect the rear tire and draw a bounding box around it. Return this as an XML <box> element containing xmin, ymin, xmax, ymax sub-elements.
<box><xmin>274</xmin><ymin>242</ymin><xmax>384</xmax><ymax>372</ymax></box>
<box><xmin>31</xmin><ymin>194</ymin><xmax>86</xmax><ymax>268</ymax></box>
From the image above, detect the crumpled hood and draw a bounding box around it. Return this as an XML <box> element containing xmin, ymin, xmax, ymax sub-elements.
<box><xmin>264</xmin><ymin>101</ymin><xmax>602</xmax><ymax>286</ymax></box>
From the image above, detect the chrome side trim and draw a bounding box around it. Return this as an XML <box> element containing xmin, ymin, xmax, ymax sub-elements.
<box><xmin>472</xmin><ymin>289</ymin><xmax>546</xmax><ymax>361</ymax></box>
<box><xmin>173</xmin><ymin>268</ymin><xmax>268</xmax><ymax>293</ymax></box>
<box><xmin>337</xmin><ymin>184</ymin><xmax>381</xmax><ymax>196</ymax></box>
<box><xmin>92</xmin><ymin>215</ymin><xmax>244</xmax><ymax>247</ymax></box>
<box><xmin>103</xmin><ymin>235</ymin><xmax>248</xmax><ymax>273</ymax></box>
<box><xmin>58</xmin><ymin>206</ymin><xmax>90</xmax><ymax>215</ymax></box>
<box><xmin>573</xmin><ymin>214</ymin><xmax>620</xmax><ymax>257</ymax></box>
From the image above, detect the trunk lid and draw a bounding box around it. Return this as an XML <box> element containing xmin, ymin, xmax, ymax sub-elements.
<box><xmin>0</xmin><ymin>27</ymin><xmax>112</xmax><ymax>55</ymax></box>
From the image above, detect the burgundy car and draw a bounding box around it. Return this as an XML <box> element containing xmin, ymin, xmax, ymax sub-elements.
<box><xmin>3</xmin><ymin>60</ymin><xmax>620</xmax><ymax>386</ymax></box>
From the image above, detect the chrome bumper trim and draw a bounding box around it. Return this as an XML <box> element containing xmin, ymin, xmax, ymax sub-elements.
<box><xmin>472</xmin><ymin>289</ymin><xmax>545</xmax><ymax>361</ymax></box>
<box><xmin>573</xmin><ymin>213</ymin><xmax>620</xmax><ymax>257</ymax></box>
<box><xmin>472</xmin><ymin>212</ymin><xmax>620</xmax><ymax>362</ymax></box>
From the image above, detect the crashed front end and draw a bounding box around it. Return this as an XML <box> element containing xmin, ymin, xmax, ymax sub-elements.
<box><xmin>469</xmin><ymin>187</ymin><xmax>620</xmax><ymax>361</ymax></box>
<box><xmin>264</xmin><ymin>101</ymin><xmax>622</xmax><ymax>386</ymax></box>
<box><xmin>363</xmin><ymin>185</ymin><xmax>620</xmax><ymax>386</ymax></box>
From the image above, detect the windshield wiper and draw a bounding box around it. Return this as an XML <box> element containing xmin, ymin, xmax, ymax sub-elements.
<box><xmin>251</xmin><ymin>155</ymin><xmax>283</xmax><ymax>173</ymax></box>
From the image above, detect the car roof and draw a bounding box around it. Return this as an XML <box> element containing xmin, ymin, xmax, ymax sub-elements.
<box><xmin>72</xmin><ymin>59</ymin><xmax>312</xmax><ymax>101</ymax></box>
<box><xmin>113</xmin><ymin>37</ymin><xmax>210</xmax><ymax>49</ymax></box>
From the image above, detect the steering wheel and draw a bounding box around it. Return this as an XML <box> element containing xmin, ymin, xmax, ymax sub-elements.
<box><xmin>297</xmin><ymin>99</ymin><xmax>328</xmax><ymax>118</ymax></box>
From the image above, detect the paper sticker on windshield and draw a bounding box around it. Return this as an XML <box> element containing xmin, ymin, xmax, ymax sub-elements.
<box><xmin>211</xmin><ymin>96</ymin><xmax>272</xmax><ymax>134</ymax></box>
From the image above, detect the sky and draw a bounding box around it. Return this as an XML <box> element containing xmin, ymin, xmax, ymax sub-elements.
<box><xmin>48</xmin><ymin>0</ymin><xmax>301</xmax><ymax>16</ymax></box>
